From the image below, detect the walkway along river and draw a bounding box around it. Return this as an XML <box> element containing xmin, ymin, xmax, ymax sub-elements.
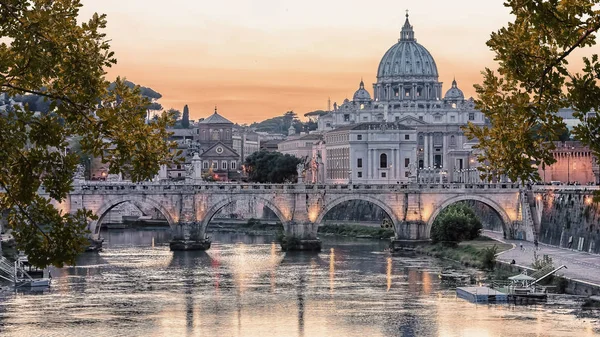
<box><xmin>0</xmin><ymin>229</ymin><xmax>597</xmax><ymax>337</ymax></box>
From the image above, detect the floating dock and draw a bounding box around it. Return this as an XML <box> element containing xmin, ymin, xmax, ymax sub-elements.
<box><xmin>456</xmin><ymin>287</ymin><xmax>508</xmax><ymax>303</ymax></box>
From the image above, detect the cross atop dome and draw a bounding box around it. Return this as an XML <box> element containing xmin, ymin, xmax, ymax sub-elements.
<box><xmin>400</xmin><ymin>10</ymin><xmax>415</xmax><ymax>41</ymax></box>
<box><xmin>359</xmin><ymin>77</ymin><xmax>364</xmax><ymax>89</ymax></box>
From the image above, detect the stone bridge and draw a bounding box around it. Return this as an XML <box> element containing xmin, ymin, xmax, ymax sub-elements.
<box><xmin>51</xmin><ymin>181</ymin><xmax>536</xmax><ymax>251</ymax></box>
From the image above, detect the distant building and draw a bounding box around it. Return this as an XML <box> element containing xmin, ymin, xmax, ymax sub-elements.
<box><xmin>312</xmin><ymin>14</ymin><xmax>485</xmax><ymax>183</ymax></box>
<box><xmin>538</xmin><ymin>141</ymin><xmax>599</xmax><ymax>185</ymax></box>
<box><xmin>260</xmin><ymin>139</ymin><xmax>283</xmax><ymax>152</ymax></box>
<box><xmin>233</xmin><ymin>129</ymin><xmax>260</xmax><ymax>161</ymax></box>
<box><xmin>195</xmin><ymin>108</ymin><xmax>241</xmax><ymax>181</ymax></box>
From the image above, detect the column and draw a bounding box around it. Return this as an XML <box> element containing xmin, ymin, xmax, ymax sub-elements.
<box><xmin>442</xmin><ymin>135</ymin><xmax>447</xmax><ymax>169</ymax></box>
<box><xmin>429</xmin><ymin>134</ymin><xmax>434</xmax><ymax>168</ymax></box>
<box><xmin>400</xmin><ymin>85</ymin><xmax>404</xmax><ymax>100</ymax></box>
<box><xmin>393</xmin><ymin>149</ymin><xmax>397</xmax><ymax>179</ymax></box>
<box><xmin>412</xmin><ymin>84</ymin><xmax>417</xmax><ymax>100</ymax></box>
<box><xmin>423</xmin><ymin>134</ymin><xmax>429</xmax><ymax>168</ymax></box>
<box><xmin>425</xmin><ymin>84</ymin><xmax>429</xmax><ymax>100</ymax></box>
<box><xmin>370</xmin><ymin>149</ymin><xmax>374</xmax><ymax>179</ymax></box>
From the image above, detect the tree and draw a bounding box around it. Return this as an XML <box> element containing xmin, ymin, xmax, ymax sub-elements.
<box><xmin>465</xmin><ymin>0</ymin><xmax>600</xmax><ymax>197</ymax></box>
<box><xmin>0</xmin><ymin>0</ymin><xmax>177</xmax><ymax>267</ymax></box>
<box><xmin>244</xmin><ymin>150</ymin><xmax>301</xmax><ymax>183</ymax></box>
<box><xmin>182</xmin><ymin>104</ymin><xmax>190</xmax><ymax>128</ymax></box>
<box><xmin>430</xmin><ymin>203</ymin><xmax>482</xmax><ymax>245</ymax></box>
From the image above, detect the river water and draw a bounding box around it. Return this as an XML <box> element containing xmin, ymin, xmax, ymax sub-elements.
<box><xmin>0</xmin><ymin>229</ymin><xmax>597</xmax><ymax>337</ymax></box>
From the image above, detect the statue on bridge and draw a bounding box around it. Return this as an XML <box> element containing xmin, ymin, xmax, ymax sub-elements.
<box><xmin>73</xmin><ymin>164</ymin><xmax>85</xmax><ymax>182</ymax></box>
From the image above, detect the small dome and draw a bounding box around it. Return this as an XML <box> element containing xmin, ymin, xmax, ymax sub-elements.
<box><xmin>353</xmin><ymin>79</ymin><xmax>372</xmax><ymax>102</ymax></box>
<box><xmin>444</xmin><ymin>79</ymin><xmax>464</xmax><ymax>100</ymax></box>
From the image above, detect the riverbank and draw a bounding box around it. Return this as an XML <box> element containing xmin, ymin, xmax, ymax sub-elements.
<box><xmin>413</xmin><ymin>237</ymin><xmax>513</xmax><ymax>269</ymax></box>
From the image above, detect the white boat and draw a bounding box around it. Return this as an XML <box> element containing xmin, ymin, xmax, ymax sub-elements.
<box><xmin>19</xmin><ymin>278</ymin><xmax>51</xmax><ymax>288</ymax></box>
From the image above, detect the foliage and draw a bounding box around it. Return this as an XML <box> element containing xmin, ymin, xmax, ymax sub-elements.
<box><xmin>318</xmin><ymin>224</ymin><xmax>394</xmax><ymax>239</ymax></box>
<box><xmin>250</xmin><ymin>110</ymin><xmax>317</xmax><ymax>134</ymax></box>
<box><xmin>430</xmin><ymin>202</ymin><xmax>483</xmax><ymax>244</ymax></box>
<box><xmin>481</xmin><ymin>244</ymin><xmax>498</xmax><ymax>270</ymax></box>
<box><xmin>0</xmin><ymin>0</ymin><xmax>177</xmax><ymax>267</ymax></box>
<box><xmin>532</xmin><ymin>251</ymin><xmax>554</xmax><ymax>270</ymax></box>
<box><xmin>244</xmin><ymin>150</ymin><xmax>301</xmax><ymax>183</ymax></box>
<box><xmin>182</xmin><ymin>104</ymin><xmax>190</xmax><ymax>128</ymax></box>
<box><xmin>464</xmin><ymin>0</ymin><xmax>600</xmax><ymax>194</ymax></box>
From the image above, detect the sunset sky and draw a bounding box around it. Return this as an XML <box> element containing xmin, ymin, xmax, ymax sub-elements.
<box><xmin>79</xmin><ymin>1</ymin><xmax>517</xmax><ymax>124</ymax></box>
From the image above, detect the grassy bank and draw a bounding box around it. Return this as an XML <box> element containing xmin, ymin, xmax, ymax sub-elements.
<box><xmin>415</xmin><ymin>237</ymin><xmax>513</xmax><ymax>269</ymax></box>
<box><xmin>318</xmin><ymin>224</ymin><xmax>394</xmax><ymax>239</ymax></box>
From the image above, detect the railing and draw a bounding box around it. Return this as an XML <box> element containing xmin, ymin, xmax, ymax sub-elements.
<box><xmin>66</xmin><ymin>181</ymin><xmax>525</xmax><ymax>193</ymax></box>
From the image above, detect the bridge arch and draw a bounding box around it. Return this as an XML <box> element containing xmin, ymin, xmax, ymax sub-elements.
<box><xmin>425</xmin><ymin>195</ymin><xmax>512</xmax><ymax>238</ymax></box>
<box><xmin>200</xmin><ymin>195</ymin><xmax>289</xmax><ymax>234</ymax></box>
<box><xmin>314</xmin><ymin>195</ymin><xmax>399</xmax><ymax>230</ymax></box>
<box><xmin>89</xmin><ymin>195</ymin><xmax>177</xmax><ymax>237</ymax></box>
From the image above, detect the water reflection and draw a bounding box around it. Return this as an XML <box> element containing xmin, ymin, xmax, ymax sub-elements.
<box><xmin>0</xmin><ymin>229</ymin><xmax>596</xmax><ymax>337</ymax></box>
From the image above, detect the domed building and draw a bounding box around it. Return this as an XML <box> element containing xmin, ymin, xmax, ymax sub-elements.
<box><xmin>317</xmin><ymin>14</ymin><xmax>485</xmax><ymax>184</ymax></box>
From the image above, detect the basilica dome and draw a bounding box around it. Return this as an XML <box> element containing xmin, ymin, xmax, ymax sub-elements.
<box><xmin>444</xmin><ymin>79</ymin><xmax>464</xmax><ymax>100</ymax></box>
<box><xmin>376</xmin><ymin>15</ymin><xmax>438</xmax><ymax>79</ymax></box>
<box><xmin>353</xmin><ymin>79</ymin><xmax>372</xmax><ymax>102</ymax></box>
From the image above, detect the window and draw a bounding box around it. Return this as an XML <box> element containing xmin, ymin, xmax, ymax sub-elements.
<box><xmin>405</xmin><ymin>171</ymin><xmax>410</xmax><ymax>177</ymax></box>
<box><xmin>469</xmin><ymin>112</ymin><xmax>475</xmax><ymax>121</ymax></box>
<box><xmin>203</xmin><ymin>162</ymin><xmax>209</xmax><ymax>169</ymax></box>
<box><xmin>357</xmin><ymin>158</ymin><xmax>363</xmax><ymax>168</ymax></box>
<box><xmin>326</xmin><ymin>123</ymin><xmax>331</xmax><ymax>128</ymax></box>
<box><xmin>452</xmin><ymin>103</ymin><xmax>457</xmax><ymax>109</ymax></box>
<box><xmin>395</xmin><ymin>116</ymin><xmax>400</xmax><ymax>121</ymax></box>
<box><xmin>418</xmin><ymin>116</ymin><xmax>423</xmax><ymax>121</ymax></box>
<box><xmin>380</xmin><ymin>153</ymin><xmax>387</xmax><ymax>168</ymax></box>
<box><xmin>211</xmin><ymin>130</ymin><xmax>220</xmax><ymax>140</ymax></box>
<box><xmin>363</xmin><ymin>116</ymin><xmax>368</xmax><ymax>121</ymax></box>
<box><xmin>434</xmin><ymin>116</ymin><xmax>442</xmax><ymax>122</ymax></box>
<box><xmin>450</xmin><ymin>116</ymin><xmax>456</xmax><ymax>122</ymax></box>
<box><xmin>344</xmin><ymin>114</ymin><xmax>350</xmax><ymax>122</ymax></box>
<box><xmin>381</xmin><ymin>172</ymin><xmax>387</xmax><ymax>178</ymax></box>
<box><xmin>405</xmin><ymin>158</ymin><xmax>410</xmax><ymax>167</ymax></box>
<box><xmin>450</xmin><ymin>135</ymin><xmax>456</xmax><ymax>146</ymax></box>
<box><xmin>222</xmin><ymin>161</ymin><xmax>227</xmax><ymax>170</ymax></box>
<box><xmin>405</xmin><ymin>134</ymin><xmax>410</xmax><ymax>140</ymax></box>
<box><xmin>178</xmin><ymin>173</ymin><xmax>181</xmax><ymax>177</ymax></box>
<box><xmin>231</xmin><ymin>161</ymin><xmax>236</xmax><ymax>169</ymax></box>
<box><xmin>357</xmin><ymin>172</ymin><xmax>362</xmax><ymax>178</ymax></box>
<box><xmin>177</xmin><ymin>165</ymin><xmax>181</xmax><ymax>170</ymax></box>
<box><xmin>211</xmin><ymin>161</ymin><xmax>217</xmax><ymax>169</ymax></box>
<box><xmin>360</xmin><ymin>104</ymin><xmax>365</xmax><ymax>110</ymax></box>
<box><xmin>434</xmin><ymin>155</ymin><xmax>442</xmax><ymax>169</ymax></box>
<box><xmin>357</xmin><ymin>135</ymin><xmax>362</xmax><ymax>140</ymax></box>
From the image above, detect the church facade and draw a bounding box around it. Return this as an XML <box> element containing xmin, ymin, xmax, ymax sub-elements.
<box><xmin>317</xmin><ymin>14</ymin><xmax>485</xmax><ymax>184</ymax></box>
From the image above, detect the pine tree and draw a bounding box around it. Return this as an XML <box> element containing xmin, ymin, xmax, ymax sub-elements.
<box><xmin>182</xmin><ymin>104</ymin><xmax>190</xmax><ymax>128</ymax></box>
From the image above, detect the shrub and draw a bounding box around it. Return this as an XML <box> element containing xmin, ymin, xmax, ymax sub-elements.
<box><xmin>431</xmin><ymin>202</ymin><xmax>483</xmax><ymax>244</ymax></box>
<box><xmin>481</xmin><ymin>244</ymin><xmax>498</xmax><ymax>270</ymax></box>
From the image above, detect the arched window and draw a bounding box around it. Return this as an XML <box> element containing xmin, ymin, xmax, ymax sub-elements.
<box><xmin>380</xmin><ymin>153</ymin><xmax>388</xmax><ymax>168</ymax></box>
<box><xmin>450</xmin><ymin>135</ymin><xmax>456</xmax><ymax>146</ymax></box>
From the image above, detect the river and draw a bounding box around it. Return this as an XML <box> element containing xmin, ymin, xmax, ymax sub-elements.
<box><xmin>0</xmin><ymin>229</ymin><xmax>597</xmax><ymax>337</ymax></box>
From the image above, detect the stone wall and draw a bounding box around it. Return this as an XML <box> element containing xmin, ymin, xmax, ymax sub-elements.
<box><xmin>538</xmin><ymin>191</ymin><xmax>599</xmax><ymax>253</ymax></box>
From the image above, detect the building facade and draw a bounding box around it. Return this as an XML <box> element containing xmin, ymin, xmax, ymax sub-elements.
<box><xmin>315</xmin><ymin>14</ymin><xmax>485</xmax><ymax>183</ymax></box>
<box><xmin>538</xmin><ymin>141</ymin><xmax>600</xmax><ymax>185</ymax></box>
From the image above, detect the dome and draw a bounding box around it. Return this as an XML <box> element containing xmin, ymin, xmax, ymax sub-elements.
<box><xmin>353</xmin><ymin>79</ymin><xmax>372</xmax><ymax>102</ymax></box>
<box><xmin>376</xmin><ymin>15</ymin><xmax>438</xmax><ymax>79</ymax></box>
<box><xmin>444</xmin><ymin>79</ymin><xmax>464</xmax><ymax>100</ymax></box>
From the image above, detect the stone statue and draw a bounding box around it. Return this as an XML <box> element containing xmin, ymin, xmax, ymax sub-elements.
<box><xmin>73</xmin><ymin>164</ymin><xmax>85</xmax><ymax>180</ymax></box>
<box><xmin>185</xmin><ymin>163</ymin><xmax>194</xmax><ymax>178</ymax></box>
<box><xmin>296</xmin><ymin>162</ymin><xmax>304</xmax><ymax>183</ymax></box>
<box><xmin>408</xmin><ymin>162</ymin><xmax>417</xmax><ymax>177</ymax></box>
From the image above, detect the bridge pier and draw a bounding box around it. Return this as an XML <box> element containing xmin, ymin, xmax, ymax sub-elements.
<box><xmin>390</xmin><ymin>220</ymin><xmax>430</xmax><ymax>251</ymax></box>
<box><xmin>281</xmin><ymin>221</ymin><xmax>321</xmax><ymax>251</ymax></box>
<box><xmin>169</xmin><ymin>222</ymin><xmax>211</xmax><ymax>251</ymax></box>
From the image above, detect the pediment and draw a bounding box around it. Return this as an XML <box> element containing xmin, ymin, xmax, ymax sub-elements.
<box><xmin>200</xmin><ymin>142</ymin><xmax>239</xmax><ymax>158</ymax></box>
<box><xmin>396</xmin><ymin>116</ymin><xmax>429</xmax><ymax>125</ymax></box>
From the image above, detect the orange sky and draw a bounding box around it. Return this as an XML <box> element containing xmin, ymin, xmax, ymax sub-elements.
<box><xmin>76</xmin><ymin>1</ymin><xmax>540</xmax><ymax>123</ymax></box>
